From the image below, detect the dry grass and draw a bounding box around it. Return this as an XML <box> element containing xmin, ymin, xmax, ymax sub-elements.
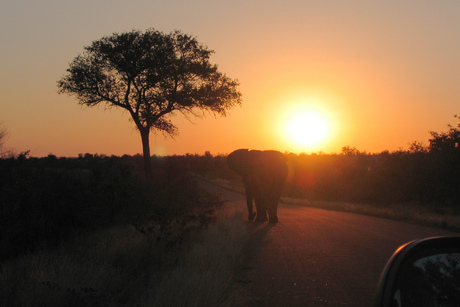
<box><xmin>202</xmin><ymin>176</ymin><xmax>460</xmax><ymax>232</ymax></box>
<box><xmin>0</xmin><ymin>209</ymin><xmax>249</xmax><ymax>307</ymax></box>
<box><xmin>283</xmin><ymin>198</ymin><xmax>460</xmax><ymax>232</ymax></box>
<box><xmin>149</xmin><ymin>211</ymin><xmax>249</xmax><ymax>306</ymax></box>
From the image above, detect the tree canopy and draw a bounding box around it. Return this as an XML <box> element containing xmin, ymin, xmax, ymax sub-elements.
<box><xmin>58</xmin><ymin>29</ymin><xmax>242</xmax><ymax>182</ymax></box>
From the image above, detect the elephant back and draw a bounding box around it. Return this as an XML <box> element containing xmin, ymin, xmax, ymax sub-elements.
<box><xmin>227</xmin><ymin>149</ymin><xmax>288</xmax><ymax>179</ymax></box>
<box><xmin>255</xmin><ymin>150</ymin><xmax>288</xmax><ymax>179</ymax></box>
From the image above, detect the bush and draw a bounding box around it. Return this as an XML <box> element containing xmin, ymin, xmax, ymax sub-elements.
<box><xmin>0</xmin><ymin>154</ymin><xmax>215</xmax><ymax>262</ymax></box>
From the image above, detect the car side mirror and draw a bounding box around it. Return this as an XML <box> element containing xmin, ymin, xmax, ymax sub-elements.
<box><xmin>375</xmin><ymin>236</ymin><xmax>460</xmax><ymax>307</ymax></box>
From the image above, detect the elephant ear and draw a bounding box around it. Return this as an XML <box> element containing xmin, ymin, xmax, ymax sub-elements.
<box><xmin>227</xmin><ymin>149</ymin><xmax>250</xmax><ymax>175</ymax></box>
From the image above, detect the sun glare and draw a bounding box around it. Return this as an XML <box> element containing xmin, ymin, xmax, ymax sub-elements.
<box><xmin>286</xmin><ymin>111</ymin><xmax>329</xmax><ymax>147</ymax></box>
<box><xmin>272</xmin><ymin>93</ymin><xmax>338</xmax><ymax>153</ymax></box>
<box><xmin>286</xmin><ymin>111</ymin><xmax>328</xmax><ymax>147</ymax></box>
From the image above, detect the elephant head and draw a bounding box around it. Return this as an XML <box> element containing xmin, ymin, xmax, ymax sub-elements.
<box><xmin>227</xmin><ymin>149</ymin><xmax>288</xmax><ymax>223</ymax></box>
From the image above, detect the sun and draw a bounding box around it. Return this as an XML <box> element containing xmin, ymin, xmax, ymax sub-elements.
<box><xmin>285</xmin><ymin>111</ymin><xmax>329</xmax><ymax>148</ymax></box>
<box><xmin>271</xmin><ymin>93</ymin><xmax>338</xmax><ymax>152</ymax></box>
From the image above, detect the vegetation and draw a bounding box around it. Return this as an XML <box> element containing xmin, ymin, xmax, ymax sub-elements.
<box><xmin>0</xmin><ymin>122</ymin><xmax>13</xmax><ymax>158</ymax></box>
<box><xmin>0</xmin><ymin>123</ymin><xmax>7</xmax><ymax>154</ymax></box>
<box><xmin>57</xmin><ymin>29</ymin><xmax>242</xmax><ymax>183</ymax></box>
<box><xmin>281</xmin><ymin>117</ymin><xmax>460</xmax><ymax>209</ymax></box>
<box><xmin>3</xmin><ymin>117</ymin><xmax>460</xmax><ymax>305</ymax></box>
<box><xmin>189</xmin><ymin>118</ymin><xmax>460</xmax><ymax>223</ymax></box>
<box><xmin>0</xmin><ymin>210</ymin><xmax>248</xmax><ymax>306</ymax></box>
<box><xmin>1</xmin><ymin>153</ymin><xmax>250</xmax><ymax>306</ymax></box>
<box><xmin>0</xmin><ymin>154</ymin><xmax>218</xmax><ymax>262</ymax></box>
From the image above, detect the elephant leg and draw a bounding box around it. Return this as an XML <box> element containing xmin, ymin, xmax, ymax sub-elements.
<box><xmin>267</xmin><ymin>198</ymin><xmax>279</xmax><ymax>223</ymax></box>
<box><xmin>253</xmin><ymin>188</ymin><xmax>268</xmax><ymax>222</ymax></box>
<box><xmin>244</xmin><ymin>179</ymin><xmax>256</xmax><ymax>221</ymax></box>
<box><xmin>266</xmin><ymin>190</ymin><xmax>278</xmax><ymax>223</ymax></box>
<box><xmin>250</xmin><ymin>176</ymin><xmax>267</xmax><ymax>222</ymax></box>
<box><xmin>267</xmin><ymin>179</ymin><xmax>285</xmax><ymax>223</ymax></box>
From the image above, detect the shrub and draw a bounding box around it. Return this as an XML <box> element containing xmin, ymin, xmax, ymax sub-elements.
<box><xmin>0</xmin><ymin>154</ymin><xmax>215</xmax><ymax>262</ymax></box>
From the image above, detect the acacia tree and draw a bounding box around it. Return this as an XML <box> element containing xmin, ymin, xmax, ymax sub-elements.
<box><xmin>58</xmin><ymin>29</ymin><xmax>241</xmax><ymax>183</ymax></box>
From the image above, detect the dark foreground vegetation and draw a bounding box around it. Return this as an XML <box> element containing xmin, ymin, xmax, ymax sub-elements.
<box><xmin>1</xmin><ymin>154</ymin><xmax>248</xmax><ymax>306</ymax></box>
<box><xmin>0</xmin><ymin>153</ymin><xmax>220</xmax><ymax>263</ymax></box>
<box><xmin>0</xmin><ymin>152</ymin><xmax>249</xmax><ymax>306</ymax></box>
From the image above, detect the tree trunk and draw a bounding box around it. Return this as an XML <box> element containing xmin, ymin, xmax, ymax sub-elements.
<box><xmin>140</xmin><ymin>129</ymin><xmax>154</xmax><ymax>185</ymax></box>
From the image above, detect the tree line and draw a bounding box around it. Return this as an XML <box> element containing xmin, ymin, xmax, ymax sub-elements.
<box><xmin>306</xmin><ymin>118</ymin><xmax>460</xmax><ymax>207</ymax></box>
<box><xmin>2</xmin><ymin>117</ymin><xmax>460</xmax><ymax>261</ymax></box>
<box><xmin>190</xmin><ymin>119</ymin><xmax>460</xmax><ymax>210</ymax></box>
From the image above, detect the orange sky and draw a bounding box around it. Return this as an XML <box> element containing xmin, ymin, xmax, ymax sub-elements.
<box><xmin>2</xmin><ymin>1</ymin><xmax>460</xmax><ymax>157</ymax></box>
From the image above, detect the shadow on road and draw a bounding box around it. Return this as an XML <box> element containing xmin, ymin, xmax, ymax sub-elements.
<box><xmin>247</xmin><ymin>222</ymin><xmax>276</xmax><ymax>243</ymax></box>
<box><xmin>242</xmin><ymin>222</ymin><xmax>277</xmax><ymax>269</ymax></box>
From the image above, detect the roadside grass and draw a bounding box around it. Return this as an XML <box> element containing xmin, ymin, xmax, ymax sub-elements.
<box><xmin>150</xmin><ymin>210</ymin><xmax>248</xmax><ymax>306</ymax></box>
<box><xmin>0</xmin><ymin>208</ymin><xmax>249</xmax><ymax>307</ymax></box>
<box><xmin>283</xmin><ymin>198</ymin><xmax>460</xmax><ymax>232</ymax></box>
<box><xmin>203</xmin><ymin>176</ymin><xmax>460</xmax><ymax>232</ymax></box>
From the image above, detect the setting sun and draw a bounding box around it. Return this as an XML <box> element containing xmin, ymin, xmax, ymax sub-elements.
<box><xmin>286</xmin><ymin>111</ymin><xmax>329</xmax><ymax>147</ymax></box>
<box><xmin>273</xmin><ymin>93</ymin><xmax>337</xmax><ymax>153</ymax></box>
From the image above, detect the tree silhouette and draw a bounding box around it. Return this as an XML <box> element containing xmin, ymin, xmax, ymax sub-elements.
<box><xmin>0</xmin><ymin>122</ymin><xmax>12</xmax><ymax>158</ymax></box>
<box><xmin>428</xmin><ymin>116</ymin><xmax>460</xmax><ymax>204</ymax></box>
<box><xmin>58</xmin><ymin>29</ymin><xmax>241</xmax><ymax>183</ymax></box>
<box><xmin>0</xmin><ymin>123</ymin><xmax>7</xmax><ymax>152</ymax></box>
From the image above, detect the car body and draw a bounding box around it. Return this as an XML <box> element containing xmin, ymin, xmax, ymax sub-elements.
<box><xmin>375</xmin><ymin>236</ymin><xmax>460</xmax><ymax>306</ymax></box>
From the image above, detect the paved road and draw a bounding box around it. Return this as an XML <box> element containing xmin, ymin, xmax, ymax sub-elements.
<box><xmin>201</xmin><ymin>180</ymin><xmax>459</xmax><ymax>306</ymax></box>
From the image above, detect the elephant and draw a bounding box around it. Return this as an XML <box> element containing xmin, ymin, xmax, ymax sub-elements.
<box><xmin>227</xmin><ymin>149</ymin><xmax>288</xmax><ymax>223</ymax></box>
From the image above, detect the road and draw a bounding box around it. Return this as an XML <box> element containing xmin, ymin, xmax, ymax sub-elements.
<box><xmin>200</xmin><ymin>180</ymin><xmax>459</xmax><ymax>306</ymax></box>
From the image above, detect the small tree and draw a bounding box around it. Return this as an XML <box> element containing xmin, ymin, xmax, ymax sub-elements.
<box><xmin>428</xmin><ymin>115</ymin><xmax>460</xmax><ymax>204</ymax></box>
<box><xmin>58</xmin><ymin>29</ymin><xmax>241</xmax><ymax>183</ymax></box>
<box><xmin>0</xmin><ymin>123</ymin><xmax>10</xmax><ymax>158</ymax></box>
<box><xmin>429</xmin><ymin>116</ymin><xmax>460</xmax><ymax>153</ymax></box>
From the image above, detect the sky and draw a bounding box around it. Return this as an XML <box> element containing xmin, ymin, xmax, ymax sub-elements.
<box><xmin>1</xmin><ymin>0</ymin><xmax>460</xmax><ymax>157</ymax></box>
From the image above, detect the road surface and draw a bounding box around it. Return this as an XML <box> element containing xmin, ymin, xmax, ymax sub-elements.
<box><xmin>201</xmin><ymin>180</ymin><xmax>459</xmax><ymax>306</ymax></box>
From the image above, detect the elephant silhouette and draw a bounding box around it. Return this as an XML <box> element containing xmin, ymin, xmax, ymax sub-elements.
<box><xmin>227</xmin><ymin>149</ymin><xmax>288</xmax><ymax>223</ymax></box>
